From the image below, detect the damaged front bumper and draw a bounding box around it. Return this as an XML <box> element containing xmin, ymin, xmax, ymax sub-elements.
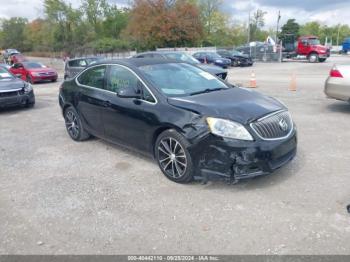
<box><xmin>190</xmin><ymin>129</ymin><xmax>297</xmax><ymax>183</ymax></box>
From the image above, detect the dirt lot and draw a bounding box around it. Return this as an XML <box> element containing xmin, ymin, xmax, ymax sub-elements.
<box><xmin>1</xmin><ymin>56</ymin><xmax>350</xmax><ymax>255</ymax></box>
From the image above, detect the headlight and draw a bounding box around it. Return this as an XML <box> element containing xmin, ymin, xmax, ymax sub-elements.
<box><xmin>24</xmin><ymin>83</ymin><xmax>33</xmax><ymax>93</ymax></box>
<box><xmin>207</xmin><ymin>117</ymin><xmax>253</xmax><ymax>141</ymax></box>
<box><xmin>32</xmin><ymin>72</ymin><xmax>41</xmax><ymax>76</ymax></box>
<box><xmin>215</xmin><ymin>59</ymin><xmax>223</xmax><ymax>63</ymax></box>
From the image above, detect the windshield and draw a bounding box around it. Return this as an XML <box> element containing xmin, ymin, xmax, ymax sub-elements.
<box><xmin>208</xmin><ymin>53</ymin><xmax>221</xmax><ymax>59</ymax></box>
<box><xmin>309</xmin><ymin>39</ymin><xmax>320</xmax><ymax>45</ymax></box>
<box><xmin>0</xmin><ymin>68</ymin><xmax>14</xmax><ymax>80</ymax></box>
<box><xmin>231</xmin><ymin>50</ymin><xmax>244</xmax><ymax>56</ymax></box>
<box><xmin>163</xmin><ymin>53</ymin><xmax>200</xmax><ymax>64</ymax></box>
<box><xmin>86</xmin><ymin>58</ymin><xmax>102</xmax><ymax>65</ymax></box>
<box><xmin>23</xmin><ymin>62</ymin><xmax>46</xmax><ymax>69</ymax></box>
<box><xmin>139</xmin><ymin>63</ymin><xmax>228</xmax><ymax>97</ymax></box>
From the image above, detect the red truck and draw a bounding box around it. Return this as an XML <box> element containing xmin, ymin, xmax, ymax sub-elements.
<box><xmin>282</xmin><ymin>35</ymin><xmax>330</xmax><ymax>63</ymax></box>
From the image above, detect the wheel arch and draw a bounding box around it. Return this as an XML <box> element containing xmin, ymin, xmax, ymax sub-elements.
<box><xmin>151</xmin><ymin>125</ymin><xmax>186</xmax><ymax>158</ymax></box>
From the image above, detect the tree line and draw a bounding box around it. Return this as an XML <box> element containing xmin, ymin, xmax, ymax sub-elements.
<box><xmin>0</xmin><ymin>0</ymin><xmax>350</xmax><ymax>56</ymax></box>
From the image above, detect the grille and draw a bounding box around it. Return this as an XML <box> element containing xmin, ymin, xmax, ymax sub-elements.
<box><xmin>0</xmin><ymin>91</ymin><xmax>19</xmax><ymax>97</ymax></box>
<box><xmin>251</xmin><ymin>110</ymin><xmax>293</xmax><ymax>140</ymax></box>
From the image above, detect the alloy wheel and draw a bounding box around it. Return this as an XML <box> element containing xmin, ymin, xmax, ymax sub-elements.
<box><xmin>157</xmin><ymin>137</ymin><xmax>187</xmax><ymax>179</ymax></box>
<box><xmin>65</xmin><ymin>110</ymin><xmax>80</xmax><ymax>139</ymax></box>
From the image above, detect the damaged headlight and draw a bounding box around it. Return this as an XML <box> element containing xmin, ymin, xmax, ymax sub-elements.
<box><xmin>24</xmin><ymin>83</ymin><xmax>33</xmax><ymax>93</ymax></box>
<box><xmin>207</xmin><ymin>117</ymin><xmax>253</xmax><ymax>141</ymax></box>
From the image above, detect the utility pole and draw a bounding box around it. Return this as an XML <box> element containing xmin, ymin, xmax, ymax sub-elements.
<box><xmin>247</xmin><ymin>11</ymin><xmax>251</xmax><ymax>45</ymax></box>
<box><xmin>276</xmin><ymin>10</ymin><xmax>281</xmax><ymax>43</ymax></box>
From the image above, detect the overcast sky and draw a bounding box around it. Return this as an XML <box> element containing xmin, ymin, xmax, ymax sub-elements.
<box><xmin>0</xmin><ymin>0</ymin><xmax>349</xmax><ymax>28</ymax></box>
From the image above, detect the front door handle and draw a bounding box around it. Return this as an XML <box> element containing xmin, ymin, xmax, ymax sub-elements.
<box><xmin>102</xmin><ymin>101</ymin><xmax>111</xmax><ymax>107</ymax></box>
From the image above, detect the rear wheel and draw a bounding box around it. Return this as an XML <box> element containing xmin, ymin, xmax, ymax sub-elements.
<box><xmin>319</xmin><ymin>58</ymin><xmax>326</xmax><ymax>63</ymax></box>
<box><xmin>51</xmin><ymin>78</ymin><xmax>57</xmax><ymax>82</ymax></box>
<box><xmin>155</xmin><ymin>129</ymin><xmax>194</xmax><ymax>183</ymax></box>
<box><xmin>64</xmin><ymin>107</ymin><xmax>90</xmax><ymax>141</ymax></box>
<box><xmin>308</xmin><ymin>53</ymin><xmax>319</xmax><ymax>63</ymax></box>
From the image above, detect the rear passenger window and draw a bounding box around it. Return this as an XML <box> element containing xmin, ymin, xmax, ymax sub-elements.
<box><xmin>78</xmin><ymin>66</ymin><xmax>106</xmax><ymax>89</ymax></box>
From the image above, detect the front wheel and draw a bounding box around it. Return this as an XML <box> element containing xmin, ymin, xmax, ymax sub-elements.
<box><xmin>319</xmin><ymin>58</ymin><xmax>326</xmax><ymax>63</ymax></box>
<box><xmin>64</xmin><ymin>107</ymin><xmax>90</xmax><ymax>141</ymax></box>
<box><xmin>308</xmin><ymin>53</ymin><xmax>319</xmax><ymax>63</ymax></box>
<box><xmin>155</xmin><ymin>129</ymin><xmax>194</xmax><ymax>183</ymax></box>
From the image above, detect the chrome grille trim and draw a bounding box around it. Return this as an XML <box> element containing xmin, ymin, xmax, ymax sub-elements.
<box><xmin>250</xmin><ymin>110</ymin><xmax>293</xmax><ymax>141</ymax></box>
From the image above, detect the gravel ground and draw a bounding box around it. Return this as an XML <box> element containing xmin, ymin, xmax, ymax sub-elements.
<box><xmin>0</xmin><ymin>55</ymin><xmax>350</xmax><ymax>255</ymax></box>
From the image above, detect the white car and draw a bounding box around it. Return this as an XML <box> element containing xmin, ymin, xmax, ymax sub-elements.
<box><xmin>325</xmin><ymin>65</ymin><xmax>350</xmax><ymax>103</ymax></box>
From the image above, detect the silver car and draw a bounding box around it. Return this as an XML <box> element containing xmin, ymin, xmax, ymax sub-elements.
<box><xmin>64</xmin><ymin>57</ymin><xmax>104</xmax><ymax>80</ymax></box>
<box><xmin>325</xmin><ymin>65</ymin><xmax>350</xmax><ymax>103</ymax></box>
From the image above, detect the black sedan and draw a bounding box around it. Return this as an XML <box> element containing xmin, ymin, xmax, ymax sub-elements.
<box><xmin>59</xmin><ymin>59</ymin><xmax>297</xmax><ymax>184</ymax></box>
<box><xmin>217</xmin><ymin>49</ymin><xmax>254</xmax><ymax>67</ymax></box>
<box><xmin>193</xmin><ymin>52</ymin><xmax>231</xmax><ymax>68</ymax></box>
<box><xmin>133</xmin><ymin>51</ymin><xmax>228</xmax><ymax>80</ymax></box>
<box><xmin>0</xmin><ymin>67</ymin><xmax>35</xmax><ymax>109</ymax></box>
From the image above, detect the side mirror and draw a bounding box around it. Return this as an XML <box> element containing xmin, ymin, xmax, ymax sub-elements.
<box><xmin>117</xmin><ymin>86</ymin><xmax>141</xmax><ymax>99</ymax></box>
<box><xmin>15</xmin><ymin>74</ymin><xmax>22</xmax><ymax>78</ymax></box>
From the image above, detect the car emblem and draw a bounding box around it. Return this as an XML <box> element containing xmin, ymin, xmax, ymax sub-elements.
<box><xmin>279</xmin><ymin>119</ymin><xmax>288</xmax><ymax>132</ymax></box>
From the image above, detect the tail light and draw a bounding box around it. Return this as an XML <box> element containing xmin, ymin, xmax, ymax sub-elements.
<box><xmin>330</xmin><ymin>68</ymin><xmax>343</xmax><ymax>78</ymax></box>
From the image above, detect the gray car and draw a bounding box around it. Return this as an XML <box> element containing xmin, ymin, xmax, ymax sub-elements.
<box><xmin>64</xmin><ymin>57</ymin><xmax>104</xmax><ymax>80</ymax></box>
<box><xmin>133</xmin><ymin>51</ymin><xmax>228</xmax><ymax>80</ymax></box>
<box><xmin>324</xmin><ymin>65</ymin><xmax>350</xmax><ymax>103</ymax></box>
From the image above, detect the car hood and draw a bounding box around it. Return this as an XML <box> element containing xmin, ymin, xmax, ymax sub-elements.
<box><xmin>167</xmin><ymin>87</ymin><xmax>284</xmax><ymax>124</ymax></box>
<box><xmin>198</xmin><ymin>64</ymin><xmax>226</xmax><ymax>74</ymax></box>
<box><xmin>28</xmin><ymin>68</ymin><xmax>57</xmax><ymax>73</ymax></box>
<box><xmin>0</xmin><ymin>78</ymin><xmax>25</xmax><ymax>91</ymax></box>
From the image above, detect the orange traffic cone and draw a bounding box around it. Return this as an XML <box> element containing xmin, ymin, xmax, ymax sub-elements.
<box><xmin>249</xmin><ymin>71</ymin><xmax>257</xmax><ymax>88</ymax></box>
<box><xmin>289</xmin><ymin>73</ymin><xmax>297</xmax><ymax>91</ymax></box>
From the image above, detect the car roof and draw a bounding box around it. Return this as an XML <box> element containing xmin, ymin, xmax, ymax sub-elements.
<box><xmin>94</xmin><ymin>58</ymin><xmax>183</xmax><ymax>68</ymax></box>
<box><xmin>68</xmin><ymin>56</ymin><xmax>102</xmax><ymax>61</ymax></box>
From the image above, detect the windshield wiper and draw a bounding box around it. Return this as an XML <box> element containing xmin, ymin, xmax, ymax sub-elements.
<box><xmin>190</xmin><ymin>88</ymin><xmax>226</xmax><ymax>96</ymax></box>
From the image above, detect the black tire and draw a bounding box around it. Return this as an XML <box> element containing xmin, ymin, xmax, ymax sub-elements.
<box><xmin>51</xmin><ymin>78</ymin><xmax>57</xmax><ymax>82</ymax></box>
<box><xmin>155</xmin><ymin>129</ymin><xmax>194</xmax><ymax>183</ymax></box>
<box><xmin>308</xmin><ymin>53</ymin><xmax>319</xmax><ymax>63</ymax></box>
<box><xmin>64</xmin><ymin>106</ymin><xmax>90</xmax><ymax>141</ymax></box>
<box><xmin>26</xmin><ymin>75</ymin><xmax>34</xmax><ymax>84</ymax></box>
<box><xmin>319</xmin><ymin>58</ymin><xmax>326</xmax><ymax>63</ymax></box>
<box><xmin>232</xmin><ymin>60</ymin><xmax>239</xmax><ymax>67</ymax></box>
<box><xmin>26</xmin><ymin>101</ymin><xmax>35</xmax><ymax>108</ymax></box>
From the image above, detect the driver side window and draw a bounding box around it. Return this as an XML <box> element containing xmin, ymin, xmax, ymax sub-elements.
<box><xmin>107</xmin><ymin>65</ymin><xmax>138</xmax><ymax>93</ymax></box>
<box><xmin>107</xmin><ymin>65</ymin><xmax>155</xmax><ymax>103</ymax></box>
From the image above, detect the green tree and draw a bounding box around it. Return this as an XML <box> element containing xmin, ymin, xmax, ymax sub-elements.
<box><xmin>249</xmin><ymin>9</ymin><xmax>267</xmax><ymax>41</ymax></box>
<box><xmin>0</xmin><ymin>17</ymin><xmax>28</xmax><ymax>50</ymax></box>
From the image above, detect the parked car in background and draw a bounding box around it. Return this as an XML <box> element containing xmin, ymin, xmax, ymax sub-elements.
<box><xmin>10</xmin><ymin>61</ymin><xmax>58</xmax><ymax>84</ymax></box>
<box><xmin>59</xmin><ymin>59</ymin><xmax>297</xmax><ymax>184</ymax></box>
<box><xmin>133</xmin><ymin>51</ymin><xmax>228</xmax><ymax>80</ymax></box>
<box><xmin>2</xmin><ymin>49</ymin><xmax>20</xmax><ymax>61</ymax></box>
<box><xmin>64</xmin><ymin>57</ymin><xmax>104</xmax><ymax>80</ymax></box>
<box><xmin>0</xmin><ymin>66</ymin><xmax>35</xmax><ymax>108</ymax></box>
<box><xmin>217</xmin><ymin>49</ymin><xmax>254</xmax><ymax>67</ymax></box>
<box><xmin>9</xmin><ymin>53</ymin><xmax>28</xmax><ymax>65</ymax></box>
<box><xmin>193</xmin><ymin>52</ymin><xmax>231</xmax><ymax>68</ymax></box>
<box><xmin>0</xmin><ymin>63</ymin><xmax>11</xmax><ymax>70</ymax></box>
<box><xmin>324</xmin><ymin>65</ymin><xmax>350</xmax><ymax>103</ymax></box>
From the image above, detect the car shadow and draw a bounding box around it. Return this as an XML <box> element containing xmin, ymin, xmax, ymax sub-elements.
<box><xmin>326</xmin><ymin>102</ymin><xmax>350</xmax><ymax>113</ymax></box>
<box><xmin>96</xmin><ymin>136</ymin><xmax>302</xmax><ymax>190</ymax></box>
